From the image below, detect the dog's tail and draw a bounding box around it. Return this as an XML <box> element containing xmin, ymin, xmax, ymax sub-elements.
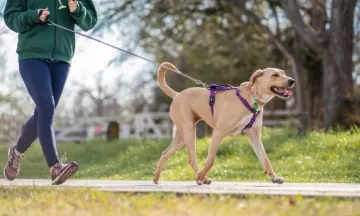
<box><xmin>157</xmin><ymin>62</ymin><xmax>179</xmax><ymax>99</ymax></box>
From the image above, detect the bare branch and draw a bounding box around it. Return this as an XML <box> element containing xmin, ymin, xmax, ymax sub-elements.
<box><xmin>235</xmin><ymin>4</ymin><xmax>294</xmax><ymax>63</ymax></box>
<box><xmin>103</xmin><ymin>94</ymin><xmax>114</xmax><ymax>100</ymax></box>
<box><xmin>233</xmin><ymin>1</ymin><xmax>305</xmax><ymax>113</ymax></box>
<box><xmin>271</xmin><ymin>5</ymin><xmax>281</xmax><ymax>36</ymax></box>
<box><xmin>81</xmin><ymin>89</ymin><xmax>97</xmax><ymax>102</ymax></box>
<box><xmin>281</xmin><ymin>0</ymin><xmax>325</xmax><ymax>53</ymax></box>
<box><xmin>93</xmin><ymin>0</ymin><xmax>134</xmax><ymax>33</ymax></box>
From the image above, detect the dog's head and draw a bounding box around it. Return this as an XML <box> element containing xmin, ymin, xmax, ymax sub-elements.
<box><xmin>248</xmin><ymin>68</ymin><xmax>295</xmax><ymax>99</ymax></box>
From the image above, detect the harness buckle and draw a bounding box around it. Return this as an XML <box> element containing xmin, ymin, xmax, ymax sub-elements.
<box><xmin>209</xmin><ymin>84</ymin><xmax>217</xmax><ymax>106</ymax></box>
<box><xmin>209</xmin><ymin>96</ymin><xmax>215</xmax><ymax>105</ymax></box>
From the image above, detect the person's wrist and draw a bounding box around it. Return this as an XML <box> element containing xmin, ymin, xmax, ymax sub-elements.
<box><xmin>72</xmin><ymin>1</ymin><xmax>81</xmax><ymax>14</ymax></box>
<box><xmin>31</xmin><ymin>9</ymin><xmax>41</xmax><ymax>23</ymax></box>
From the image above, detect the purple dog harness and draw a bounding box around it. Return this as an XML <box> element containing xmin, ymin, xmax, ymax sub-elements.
<box><xmin>208</xmin><ymin>84</ymin><xmax>261</xmax><ymax>132</ymax></box>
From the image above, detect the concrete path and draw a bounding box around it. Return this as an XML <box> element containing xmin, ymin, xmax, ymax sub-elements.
<box><xmin>1</xmin><ymin>179</ymin><xmax>360</xmax><ymax>197</ymax></box>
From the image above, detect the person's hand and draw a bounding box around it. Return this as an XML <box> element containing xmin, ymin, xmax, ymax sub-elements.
<box><xmin>38</xmin><ymin>8</ymin><xmax>50</xmax><ymax>22</ymax></box>
<box><xmin>68</xmin><ymin>0</ymin><xmax>78</xmax><ymax>13</ymax></box>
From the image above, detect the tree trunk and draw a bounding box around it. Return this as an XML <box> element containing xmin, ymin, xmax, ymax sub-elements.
<box><xmin>322</xmin><ymin>0</ymin><xmax>356</xmax><ymax>129</ymax></box>
<box><xmin>290</xmin><ymin>53</ymin><xmax>308</xmax><ymax>132</ymax></box>
<box><xmin>96</xmin><ymin>100</ymin><xmax>105</xmax><ymax>116</ymax></box>
<box><xmin>322</xmin><ymin>51</ymin><xmax>354</xmax><ymax>129</ymax></box>
<box><xmin>282</xmin><ymin>0</ymin><xmax>356</xmax><ymax>130</ymax></box>
<box><xmin>291</xmin><ymin>38</ymin><xmax>310</xmax><ymax>132</ymax></box>
<box><xmin>301</xmin><ymin>42</ymin><xmax>323</xmax><ymax>129</ymax></box>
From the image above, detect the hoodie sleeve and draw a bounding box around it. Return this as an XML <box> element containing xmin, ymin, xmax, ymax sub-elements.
<box><xmin>4</xmin><ymin>0</ymin><xmax>40</xmax><ymax>33</ymax></box>
<box><xmin>70</xmin><ymin>0</ymin><xmax>98</xmax><ymax>32</ymax></box>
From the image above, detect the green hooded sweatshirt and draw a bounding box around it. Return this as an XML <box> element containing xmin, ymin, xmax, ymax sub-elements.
<box><xmin>4</xmin><ymin>0</ymin><xmax>97</xmax><ymax>64</ymax></box>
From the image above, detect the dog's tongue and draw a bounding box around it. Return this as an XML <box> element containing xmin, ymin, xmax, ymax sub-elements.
<box><xmin>278</xmin><ymin>88</ymin><xmax>293</xmax><ymax>96</ymax></box>
<box><xmin>285</xmin><ymin>90</ymin><xmax>292</xmax><ymax>95</ymax></box>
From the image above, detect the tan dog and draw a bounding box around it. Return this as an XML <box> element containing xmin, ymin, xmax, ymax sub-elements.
<box><xmin>153</xmin><ymin>62</ymin><xmax>295</xmax><ymax>185</ymax></box>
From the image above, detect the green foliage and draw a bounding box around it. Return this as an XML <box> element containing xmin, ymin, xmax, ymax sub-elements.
<box><xmin>140</xmin><ymin>1</ymin><xmax>280</xmax><ymax>85</ymax></box>
<box><xmin>98</xmin><ymin>0</ymin><xmax>284</xmax><ymax>109</ymax></box>
<box><xmin>0</xmin><ymin>187</ymin><xmax>360</xmax><ymax>215</ymax></box>
<box><xmin>143</xmin><ymin>2</ymin><xmax>284</xmax><ymax>110</ymax></box>
<box><xmin>1</xmin><ymin>128</ymin><xmax>359</xmax><ymax>183</ymax></box>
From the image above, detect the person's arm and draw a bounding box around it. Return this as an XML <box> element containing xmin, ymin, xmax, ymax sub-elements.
<box><xmin>70</xmin><ymin>0</ymin><xmax>98</xmax><ymax>32</ymax></box>
<box><xmin>4</xmin><ymin>0</ymin><xmax>40</xmax><ymax>33</ymax></box>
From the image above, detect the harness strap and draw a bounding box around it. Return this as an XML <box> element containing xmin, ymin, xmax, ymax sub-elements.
<box><xmin>235</xmin><ymin>88</ymin><xmax>255</xmax><ymax>113</ymax></box>
<box><xmin>209</xmin><ymin>84</ymin><xmax>217</xmax><ymax>116</ymax></box>
<box><xmin>241</xmin><ymin>110</ymin><xmax>261</xmax><ymax>132</ymax></box>
<box><xmin>208</xmin><ymin>84</ymin><xmax>260</xmax><ymax>132</ymax></box>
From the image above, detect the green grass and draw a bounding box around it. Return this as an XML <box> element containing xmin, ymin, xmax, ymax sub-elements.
<box><xmin>0</xmin><ymin>187</ymin><xmax>359</xmax><ymax>216</ymax></box>
<box><xmin>1</xmin><ymin>127</ymin><xmax>360</xmax><ymax>183</ymax></box>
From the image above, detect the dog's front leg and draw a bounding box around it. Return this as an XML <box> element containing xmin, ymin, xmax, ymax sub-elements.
<box><xmin>196</xmin><ymin>130</ymin><xmax>225</xmax><ymax>185</ymax></box>
<box><xmin>248</xmin><ymin>129</ymin><xmax>284</xmax><ymax>184</ymax></box>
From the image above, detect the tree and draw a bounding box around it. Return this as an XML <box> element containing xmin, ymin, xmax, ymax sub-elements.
<box><xmin>232</xmin><ymin>0</ymin><xmax>308</xmax><ymax>131</ymax></box>
<box><xmin>97</xmin><ymin>0</ymin><xmax>359</xmax><ymax>130</ymax></box>
<box><xmin>73</xmin><ymin>70</ymin><xmax>124</xmax><ymax>117</ymax></box>
<box><xmin>281</xmin><ymin>0</ymin><xmax>357</xmax><ymax>129</ymax></box>
<box><xmin>98</xmin><ymin>0</ymin><xmax>287</xmax><ymax>103</ymax></box>
<box><xmin>0</xmin><ymin>18</ymin><xmax>33</xmax><ymax>117</ymax></box>
<box><xmin>125</xmin><ymin>72</ymin><xmax>154</xmax><ymax>114</ymax></box>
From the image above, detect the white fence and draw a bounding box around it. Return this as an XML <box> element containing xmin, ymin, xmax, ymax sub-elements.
<box><xmin>0</xmin><ymin>110</ymin><xmax>300</xmax><ymax>144</ymax></box>
<box><xmin>54</xmin><ymin>112</ymin><xmax>173</xmax><ymax>142</ymax></box>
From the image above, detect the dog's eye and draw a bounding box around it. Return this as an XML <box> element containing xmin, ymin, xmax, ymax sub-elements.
<box><xmin>272</xmin><ymin>74</ymin><xmax>279</xmax><ymax>77</ymax></box>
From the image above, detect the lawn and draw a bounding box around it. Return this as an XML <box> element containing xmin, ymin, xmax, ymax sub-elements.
<box><xmin>0</xmin><ymin>187</ymin><xmax>359</xmax><ymax>216</ymax></box>
<box><xmin>1</xmin><ymin>127</ymin><xmax>360</xmax><ymax>216</ymax></box>
<box><xmin>0</xmin><ymin>127</ymin><xmax>359</xmax><ymax>183</ymax></box>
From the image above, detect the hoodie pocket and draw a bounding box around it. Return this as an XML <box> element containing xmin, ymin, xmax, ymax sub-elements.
<box><xmin>17</xmin><ymin>24</ymin><xmax>54</xmax><ymax>53</ymax></box>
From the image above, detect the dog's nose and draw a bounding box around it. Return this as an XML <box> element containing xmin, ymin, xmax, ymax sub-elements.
<box><xmin>288</xmin><ymin>79</ymin><xmax>295</xmax><ymax>86</ymax></box>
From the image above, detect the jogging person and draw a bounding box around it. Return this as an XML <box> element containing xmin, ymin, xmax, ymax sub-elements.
<box><xmin>3</xmin><ymin>0</ymin><xmax>97</xmax><ymax>185</ymax></box>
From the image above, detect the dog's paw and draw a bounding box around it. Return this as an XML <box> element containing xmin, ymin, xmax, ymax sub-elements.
<box><xmin>153</xmin><ymin>172</ymin><xmax>160</xmax><ymax>185</ymax></box>
<box><xmin>195</xmin><ymin>170</ymin><xmax>205</xmax><ymax>185</ymax></box>
<box><xmin>196</xmin><ymin>176</ymin><xmax>212</xmax><ymax>185</ymax></box>
<box><xmin>271</xmin><ymin>176</ymin><xmax>284</xmax><ymax>184</ymax></box>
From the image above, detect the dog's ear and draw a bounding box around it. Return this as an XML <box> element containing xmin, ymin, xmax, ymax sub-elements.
<box><xmin>249</xmin><ymin>69</ymin><xmax>263</xmax><ymax>87</ymax></box>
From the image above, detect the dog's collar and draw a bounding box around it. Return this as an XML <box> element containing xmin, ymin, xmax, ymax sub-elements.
<box><xmin>249</xmin><ymin>88</ymin><xmax>263</xmax><ymax>110</ymax></box>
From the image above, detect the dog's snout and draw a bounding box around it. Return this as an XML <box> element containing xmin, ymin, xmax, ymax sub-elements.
<box><xmin>288</xmin><ymin>79</ymin><xmax>295</xmax><ymax>86</ymax></box>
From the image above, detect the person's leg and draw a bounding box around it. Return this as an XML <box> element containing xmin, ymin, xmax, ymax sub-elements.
<box><xmin>16</xmin><ymin>61</ymin><xmax>69</xmax><ymax>151</ymax></box>
<box><xmin>4</xmin><ymin>59</ymin><xmax>57</xmax><ymax>180</ymax></box>
<box><xmin>15</xmin><ymin>109</ymin><xmax>38</xmax><ymax>153</ymax></box>
<box><xmin>4</xmin><ymin>59</ymin><xmax>77</xmax><ymax>183</ymax></box>
<box><xmin>49</xmin><ymin>62</ymin><xmax>70</xmax><ymax>111</ymax></box>
<box><xmin>18</xmin><ymin>59</ymin><xmax>59</xmax><ymax>167</ymax></box>
<box><xmin>16</xmin><ymin>63</ymin><xmax>69</xmax><ymax>154</ymax></box>
<box><xmin>48</xmin><ymin>61</ymin><xmax>78</xmax><ymax>185</ymax></box>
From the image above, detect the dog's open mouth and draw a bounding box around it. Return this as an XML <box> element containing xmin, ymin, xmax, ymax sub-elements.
<box><xmin>270</xmin><ymin>87</ymin><xmax>292</xmax><ymax>98</ymax></box>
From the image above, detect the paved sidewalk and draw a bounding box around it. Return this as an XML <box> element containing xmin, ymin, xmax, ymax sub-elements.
<box><xmin>1</xmin><ymin>179</ymin><xmax>360</xmax><ymax>197</ymax></box>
